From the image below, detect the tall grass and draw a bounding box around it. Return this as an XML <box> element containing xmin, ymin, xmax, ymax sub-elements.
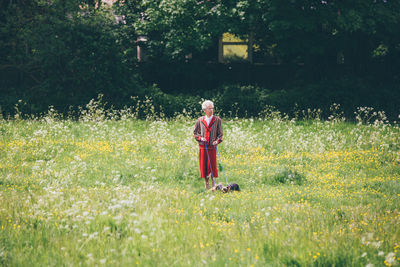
<box><xmin>0</xmin><ymin>100</ymin><xmax>399</xmax><ymax>266</ymax></box>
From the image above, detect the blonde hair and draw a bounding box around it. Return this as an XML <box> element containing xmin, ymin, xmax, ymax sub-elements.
<box><xmin>201</xmin><ymin>100</ymin><xmax>214</xmax><ymax>111</ymax></box>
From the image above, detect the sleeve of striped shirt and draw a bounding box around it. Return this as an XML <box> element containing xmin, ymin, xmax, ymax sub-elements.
<box><xmin>216</xmin><ymin>118</ymin><xmax>223</xmax><ymax>144</ymax></box>
<box><xmin>193</xmin><ymin>119</ymin><xmax>202</xmax><ymax>143</ymax></box>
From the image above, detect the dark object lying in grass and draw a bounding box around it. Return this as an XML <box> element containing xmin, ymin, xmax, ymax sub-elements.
<box><xmin>212</xmin><ymin>183</ymin><xmax>240</xmax><ymax>193</ymax></box>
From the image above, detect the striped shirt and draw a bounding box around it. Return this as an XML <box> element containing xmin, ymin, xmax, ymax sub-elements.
<box><xmin>193</xmin><ymin>116</ymin><xmax>223</xmax><ymax>147</ymax></box>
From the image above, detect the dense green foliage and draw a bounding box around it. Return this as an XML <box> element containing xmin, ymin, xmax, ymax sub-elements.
<box><xmin>117</xmin><ymin>0</ymin><xmax>400</xmax><ymax>69</ymax></box>
<box><xmin>0</xmin><ymin>0</ymin><xmax>142</xmax><ymax>114</ymax></box>
<box><xmin>1</xmin><ymin>0</ymin><xmax>399</xmax><ymax>118</ymax></box>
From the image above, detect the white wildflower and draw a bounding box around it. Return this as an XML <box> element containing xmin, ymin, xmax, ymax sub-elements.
<box><xmin>385</xmin><ymin>252</ymin><xmax>396</xmax><ymax>265</ymax></box>
<box><xmin>113</xmin><ymin>215</ymin><xmax>123</xmax><ymax>221</ymax></box>
<box><xmin>372</xmin><ymin>241</ymin><xmax>381</xmax><ymax>248</ymax></box>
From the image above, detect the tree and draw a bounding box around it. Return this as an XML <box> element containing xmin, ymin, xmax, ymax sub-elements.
<box><xmin>0</xmin><ymin>0</ymin><xmax>140</xmax><ymax>114</ymax></box>
<box><xmin>116</xmin><ymin>0</ymin><xmax>400</xmax><ymax>77</ymax></box>
<box><xmin>115</xmin><ymin>0</ymin><xmax>224</xmax><ymax>61</ymax></box>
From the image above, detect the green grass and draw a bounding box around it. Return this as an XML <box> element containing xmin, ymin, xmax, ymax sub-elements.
<box><xmin>0</xmin><ymin>112</ymin><xmax>399</xmax><ymax>266</ymax></box>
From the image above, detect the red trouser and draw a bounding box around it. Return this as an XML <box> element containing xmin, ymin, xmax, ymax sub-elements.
<box><xmin>199</xmin><ymin>145</ymin><xmax>218</xmax><ymax>179</ymax></box>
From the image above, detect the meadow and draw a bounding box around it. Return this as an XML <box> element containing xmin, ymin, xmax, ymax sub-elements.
<box><xmin>0</xmin><ymin>104</ymin><xmax>399</xmax><ymax>266</ymax></box>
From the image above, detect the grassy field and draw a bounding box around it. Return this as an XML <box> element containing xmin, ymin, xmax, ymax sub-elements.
<box><xmin>0</xmin><ymin>107</ymin><xmax>399</xmax><ymax>266</ymax></box>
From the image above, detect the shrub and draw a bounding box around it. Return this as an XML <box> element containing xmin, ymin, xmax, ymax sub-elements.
<box><xmin>213</xmin><ymin>84</ymin><xmax>271</xmax><ymax>117</ymax></box>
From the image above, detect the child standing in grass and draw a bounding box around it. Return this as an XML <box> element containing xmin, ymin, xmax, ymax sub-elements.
<box><xmin>193</xmin><ymin>100</ymin><xmax>223</xmax><ymax>189</ymax></box>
